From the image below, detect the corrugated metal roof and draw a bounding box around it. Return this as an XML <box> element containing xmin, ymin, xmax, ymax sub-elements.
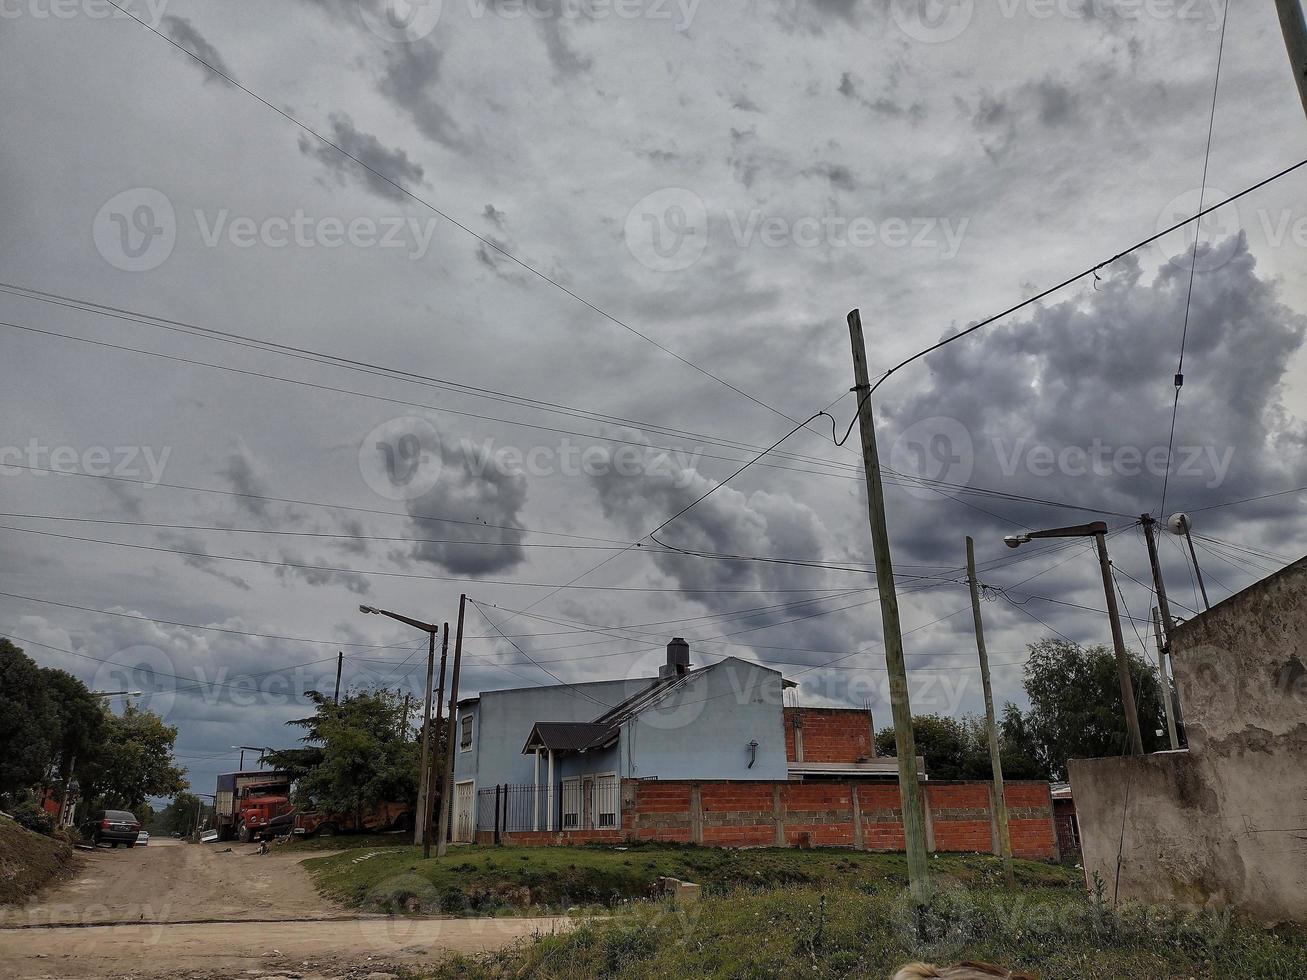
<box><xmin>522</xmin><ymin>721</ymin><xmax>618</xmax><ymax>754</ymax></box>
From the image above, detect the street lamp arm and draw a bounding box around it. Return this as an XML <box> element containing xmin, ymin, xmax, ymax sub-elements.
<box><xmin>359</xmin><ymin>605</ymin><xmax>439</xmax><ymax>633</ymax></box>
<box><xmin>1023</xmin><ymin>520</ymin><xmax>1109</xmax><ymax>541</ymax></box>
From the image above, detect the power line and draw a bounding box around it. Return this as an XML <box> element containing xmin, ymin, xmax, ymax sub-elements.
<box><xmin>0</xmin><ymin>522</ymin><xmax>854</xmax><ymax>594</ymax></box>
<box><xmin>865</xmin><ymin>156</ymin><xmax>1307</xmax><ymax>396</ymax></box>
<box><xmin>98</xmin><ymin>0</ymin><xmax>837</xmax><ymax>445</ymax></box>
<box><xmin>1159</xmin><ymin>0</ymin><xmax>1231</xmax><ymax>516</ymax></box>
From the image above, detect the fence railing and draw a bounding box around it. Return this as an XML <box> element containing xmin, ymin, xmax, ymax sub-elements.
<box><xmin>476</xmin><ymin>777</ymin><xmax>621</xmax><ymax>839</ymax></box>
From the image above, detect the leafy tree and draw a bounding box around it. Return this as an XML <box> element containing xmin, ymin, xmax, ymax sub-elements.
<box><xmin>79</xmin><ymin>703</ymin><xmax>188</xmax><ymax>810</ymax></box>
<box><xmin>266</xmin><ymin>689</ymin><xmax>418</xmax><ymax>816</ymax></box>
<box><xmin>997</xmin><ymin>702</ymin><xmax>1049</xmax><ymax>780</ymax></box>
<box><xmin>876</xmin><ymin>713</ymin><xmax>992</xmax><ymax>780</ymax></box>
<box><xmin>152</xmin><ymin>792</ymin><xmax>203</xmax><ymax>835</ymax></box>
<box><xmin>0</xmin><ymin>639</ymin><xmax>58</xmax><ymax>806</ymax></box>
<box><xmin>40</xmin><ymin>667</ymin><xmax>106</xmax><ymax>785</ymax></box>
<box><xmin>1003</xmin><ymin>638</ymin><xmax>1168</xmax><ymax>780</ymax></box>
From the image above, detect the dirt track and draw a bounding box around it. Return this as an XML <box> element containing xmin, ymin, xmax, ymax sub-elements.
<box><xmin>0</xmin><ymin>839</ymin><xmax>572</xmax><ymax>978</ymax></box>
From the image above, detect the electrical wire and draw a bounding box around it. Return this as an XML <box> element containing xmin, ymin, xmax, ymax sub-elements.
<box><xmin>1159</xmin><ymin>0</ymin><xmax>1231</xmax><ymax>517</ymax></box>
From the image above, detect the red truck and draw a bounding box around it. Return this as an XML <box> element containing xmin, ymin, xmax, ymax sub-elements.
<box><xmin>214</xmin><ymin>771</ymin><xmax>295</xmax><ymax>842</ymax></box>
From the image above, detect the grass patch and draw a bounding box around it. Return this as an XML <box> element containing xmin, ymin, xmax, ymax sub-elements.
<box><xmin>305</xmin><ymin>843</ymin><xmax>1076</xmax><ymax>916</ymax></box>
<box><xmin>0</xmin><ymin>815</ymin><xmax>77</xmax><ymax>906</ymax></box>
<box><xmin>423</xmin><ymin>885</ymin><xmax>1307</xmax><ymax>979</ymax></box>
<box><xmin>282</xmin><ymin>831</ymin><xmax>409</xmax><ymax>852</ymax></box>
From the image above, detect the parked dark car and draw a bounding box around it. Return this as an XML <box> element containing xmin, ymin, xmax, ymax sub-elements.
<box><xmin>83</xmin><ymin>809</ymin><xmax>141</xmax><ymax>848</ymax></box>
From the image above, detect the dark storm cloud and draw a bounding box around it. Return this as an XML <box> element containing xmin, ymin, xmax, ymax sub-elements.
<box><xmin>219</xmin><ymin>444</ymin><xmax>278</xmax><ymax>523</ymax></box>
<box><xmin>272</xmin><ymin>551</ymin><xmax>373</xmax><ymax>595</ymax></box>
<box><xmin>378</xmin><ymin>42</ymin><xmax>463</xmax><ymax>149</ymax></box>
<box><xmin>157</xmin><ymin>533</ymin><xmax>252</xmax><ymax>592</ymax></box>
<box><xmin>160</xmin><ymin>16</ymin><xmax>235</xmax><ymax>85</ymax></box>
<box><xmin>298</xmin><ymin>113</ymin><xmax>426</xmax><ymax>201</ymax></box>
<box><xmin>404</xmin><ymin>437</ymin><xmax>529</xmax><ymax>576</ymax></box>
<box><xmin>880</xmin><ymin>236</ymin><xmax>1307</xmax><ymax>566</ymax></box>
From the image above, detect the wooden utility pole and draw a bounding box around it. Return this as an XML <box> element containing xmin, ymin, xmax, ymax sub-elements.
<box><xmin>1276</xmin><ymin>0</ymin><xmax>1307</xmax><ymax>121</ymax></box>
<box><xmin>1152</xmin><ymin>606</ymin><xmax>1180</xmax><ymax>750</ymax></box>
<box><xmin>1139</xmin><ymin>515</ymin><xmax>1175</xmax><ymax>650</ymax></box>
<box><xmin>1174</xmin><ymin>514</ymin><xmax>1211</xmax><ymax>611</ymax></box>
<box><xmin>846</xmin><ymin>310</ymin><xmax>930</xmax><ymax>903</ymax></box>
<box><xmin>435</xmin><ymin>596</ymin><xmax>466</xmax><ymax>858</ymax></box>
<box><xmin>1094</xmin><ymin>530</ymin><xmax>1145</xmax><ymax>755</ymax></box>
<box><xmin>415</xmin><ymin>630</ymin><xmax>437</xmax><ymax>849</ymax></box>
<box><xmin>333</xmin><ymin>651</ymin><xmax>343</xmax><ymax>704</ymax></box>
<box><xmin>422</xmin><ymin>624</ymin><xmax>450</xmax><ymax>859</ymax></box>
<box><xmin>966</xmin><ymin>536</ymin><xmax>1014</xmax><ymax>888</ymax></box>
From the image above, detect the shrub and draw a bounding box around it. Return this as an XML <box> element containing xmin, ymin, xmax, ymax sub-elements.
<box><xmin>11</xmin><ymin>801</ymin><xmax>56</xmax><ymax>836</ymax></box>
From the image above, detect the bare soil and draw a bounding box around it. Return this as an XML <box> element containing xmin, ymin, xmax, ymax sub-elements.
<box><xmin>0</xmin><ymin>838</ymin><xmax>572</xmax><ymax>978</ymax></box>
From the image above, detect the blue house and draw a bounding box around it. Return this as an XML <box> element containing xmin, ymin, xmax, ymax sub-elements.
<box><xmin>450</xmin><ymin>638</ymin><xmax>799</xmax><ymax>838</ymax></box>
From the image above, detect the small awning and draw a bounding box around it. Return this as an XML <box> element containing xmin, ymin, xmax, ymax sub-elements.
<box><xmin>522</xmin><ymin>721</ymin><xmax>618</xmax><ymax>755</ymax></box>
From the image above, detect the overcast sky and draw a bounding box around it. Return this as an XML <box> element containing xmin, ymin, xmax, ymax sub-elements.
<box><xmin>2</xmin><ymin>0</ymin><xmax>1306</xmax><ymax>798</ymax></box>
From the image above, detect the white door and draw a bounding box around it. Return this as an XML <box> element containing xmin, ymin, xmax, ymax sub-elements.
<box><xmin>454</xmin><ymin>781</ymin><xmax>475</xmax><ymax>843</ymax></box>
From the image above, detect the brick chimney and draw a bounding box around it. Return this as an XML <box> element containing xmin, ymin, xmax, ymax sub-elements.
<box><xmin>659</xmin><ymin>637</ymin><xmax>690</xmax><ymax>680</ymax></box>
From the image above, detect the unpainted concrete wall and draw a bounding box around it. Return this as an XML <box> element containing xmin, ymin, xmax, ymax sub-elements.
<box><xmin>1070</xmin><ymin>555</ymin><xmax>1307</xmax><ymax>924</ymax></box>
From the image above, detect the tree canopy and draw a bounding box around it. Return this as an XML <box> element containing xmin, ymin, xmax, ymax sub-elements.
<box><xmin>0</xmin><ymin>638</ymin><xmax>185</xmax><ymax>815</ymax></box>
<box><xmin>265</xmin><ymin>689</ymin><xmax>419</xmax><ymax>814</ymax></box>
<box><xmin>1002</xmin><ymin>638</ymin><xmax>1169</xmax><ymax>780</ymax></box>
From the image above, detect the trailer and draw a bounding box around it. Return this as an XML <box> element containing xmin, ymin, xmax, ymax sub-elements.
<box><xmin>292</xmin><ymin>801</ymin><xmax>411</xmax><ymax>837</ymax></box>
<box><xmin>213</xmin><ymin>770</ymin><xmax>294</xmax><ymax>842</ymax></box>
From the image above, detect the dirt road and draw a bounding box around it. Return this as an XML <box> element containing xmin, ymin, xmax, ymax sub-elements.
<box><xmin>1</xmin><ymin>839</ymin><xmax>572</xmax><ymax>979</ymax></box>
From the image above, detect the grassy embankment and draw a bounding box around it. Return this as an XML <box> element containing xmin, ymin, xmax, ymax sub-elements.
<box><xmin>0</xmin><ymin>815</ymin><xmax>77</xmax><ymax>906</ymax></box>
<box><xmin>304</xmin><ymin>842</ymin><xmax>1307</xmax><ymax>979</ymax></box>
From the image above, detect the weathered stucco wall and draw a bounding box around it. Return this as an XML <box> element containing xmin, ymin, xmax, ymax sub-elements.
<box><xmin>1070</xmin><ymin>555</ymin><xmax>1307</xmax><ymax>924</ymax></box>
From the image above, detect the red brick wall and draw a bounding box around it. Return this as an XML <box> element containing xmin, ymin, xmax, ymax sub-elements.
<box><xmin>784</xmin><ymin>707</ymin><xmax>875</xmax><ymax>763</ymax></box>
<box><xmin>495</xmin><ymin>778</ymin><xmax>1057</xmax><ymax>860</ymax></box>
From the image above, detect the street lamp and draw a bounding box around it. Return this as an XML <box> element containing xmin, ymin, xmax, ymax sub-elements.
<box><xmin>1002</xmin><ymin>520</ymin><xmax>1144</xmax><ymax>755</ymax></box>
<box><xmin>358</xmin><ymin>603</ymin><xmax>448</xmax><ymax>859</ymax></box>
<box><xmin>231</xmin><ymin>745</ymin><xmax>269</xmax><ymax>770</ymax></box>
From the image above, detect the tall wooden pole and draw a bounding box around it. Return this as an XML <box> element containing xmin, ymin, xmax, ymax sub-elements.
<box><xmin>1139</xmin><ymin>515</ymin><xmax>1175</xmax><ymax>649</ymax></box>
<box><xmin>422</xmin><ymin>623</ymin><xmax>450</xmax><ymax>859</ymax></box>
<box><xmin>436</xmin><ymin>596</ymin><xmax>466</xmax><ymax>858</ymax></box>
<box><xmin>333</xmin><ymin>651</ymin><xmax>343</xmax><ymax>705</ymax></box>
<box><xmin>1094</xmin><ymin>531</ymin><xmax>1145</xmax><ymax>755</ymax></box>
<box><xmin>966</xmin><ymin>536</ymin><xmax>1013</xmax><ymax>888</ymax></box>
<box><xmin>1152</xmin><ymin>606</ymin><xmax>1180</xmax><ymax>750</ymax></box>
<box><xmin>1276</xmin><ymin>0</ymin><xmax>1307</xmax><ymax>122</ymax></box>
<box><xmin>415</xmin><ymin>629</ymin><xmax>436</xmax><ymax>848</ymax></box>
<box><xmin>846</xmin><ymin>310</ymin><xmax>930</xmax><ymax>903</ymax></box>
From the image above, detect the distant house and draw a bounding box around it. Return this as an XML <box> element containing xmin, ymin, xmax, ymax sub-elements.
<box><xmin>450</xmin><ymin>639</ymin><xmax>902</xmax><ymax>840</ymax></box>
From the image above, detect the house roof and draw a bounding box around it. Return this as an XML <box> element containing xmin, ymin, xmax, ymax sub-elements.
<box><xmin>522</xmin><ymin>721</ymin><xmax>618</xmax><ymax>754</ymax></box>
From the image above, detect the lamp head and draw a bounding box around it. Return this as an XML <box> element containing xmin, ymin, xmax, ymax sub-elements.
<box><xmin>1003</xmin><ymin>534</ymin><xmax>1029</xmax><ymax>549</ymax></box>
<box><xmin>359</xmin><ymin>605</ymin><xmax>379</xmax><ymax>615</ymax></box>
<box><xmin>1167</xmin><ymin>513</ymin><xmax>1190</xmax><ymax>535</ymax></box>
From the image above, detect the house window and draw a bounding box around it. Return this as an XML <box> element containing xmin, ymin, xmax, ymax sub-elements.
<box><xmin>561</xmin><ymin>777</ymin><xmax>581</xmax><ymax>829</ymax></box>
<box><xmin>595</xmin><ymin>773</ymin><xmax>618</xmax><ymax>829</ymax></box>
<box><xmin>460</xmin><ymin>714</ymin><xmax>473</xmax><ymax>751</ymax></box>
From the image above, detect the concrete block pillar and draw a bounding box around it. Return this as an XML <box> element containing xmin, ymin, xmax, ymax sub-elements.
<box><xmin>689</xmin><ymin>783</ymin><xmax>703</xmax><ymax>845</ymax></box>
<box><xmin>851</xmin><ymin>783</ymin><xmax>864</xmax><ymax>850</ymax></box>
<box><xmin>772</xmin><ymin>783</ymin><xmax>786</xmax><ymax>847</ymax></box>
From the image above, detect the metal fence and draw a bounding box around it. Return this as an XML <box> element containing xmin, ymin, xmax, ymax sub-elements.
<box><xmin>476</xmin><ymin>776</ymin><xmax>621</xmax><ymax>838</ymax></box>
